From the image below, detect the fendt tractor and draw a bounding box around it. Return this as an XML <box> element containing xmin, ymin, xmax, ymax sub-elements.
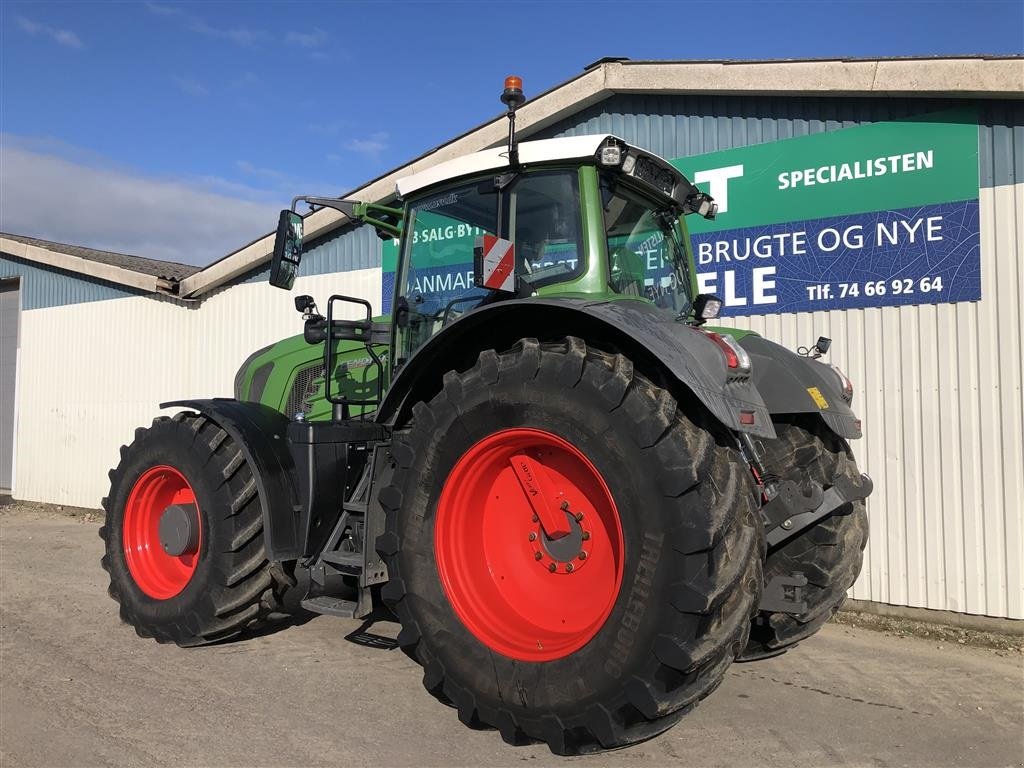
<box><xmin>101</xmin><ymin>78</ymin><xmax>871</xmax><ymax>754</ymax></box>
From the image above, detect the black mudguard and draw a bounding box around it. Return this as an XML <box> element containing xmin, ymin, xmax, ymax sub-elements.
<box><xmin>377</xmin><ymin>298</ymin><xmax>776</xmax><ymax>439</ymax></box>
<box><xmin>736</xmin><ymin>336</ymin><xmax>863</xmax><ymax>439</ymax></box>
<box><xmin>161</xmin><ymin>398</ymin><xmax>302</xmax><ymax>561</ymax></box>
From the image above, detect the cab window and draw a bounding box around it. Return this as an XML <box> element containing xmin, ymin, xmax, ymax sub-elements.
<box><xmin>395</xmin><ymin>170</ymin><xmax>582</xmax><ymax>361</ymax></box>
<box><xmin>602</xmin><ymin>180</ymin><xmax>693</xmax><ymax>316</ymax></box>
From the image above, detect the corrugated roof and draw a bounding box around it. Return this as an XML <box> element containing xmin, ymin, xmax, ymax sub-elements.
<box><xmin>0</xmin><ymin>233</ymin><xmax>200</xmax><ymax>281</ymax></box>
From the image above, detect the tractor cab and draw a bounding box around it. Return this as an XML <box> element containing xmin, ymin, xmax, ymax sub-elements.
<box><xmin>269</xmin><ymin>130</ymin><xmax>721</xmax><ymax>398</ymax></box>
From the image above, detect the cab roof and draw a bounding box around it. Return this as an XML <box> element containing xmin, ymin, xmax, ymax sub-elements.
<box><xmin>395</xmin><ymin>134</ymin><xmax>640</xmax><ymax>198</ymax></box>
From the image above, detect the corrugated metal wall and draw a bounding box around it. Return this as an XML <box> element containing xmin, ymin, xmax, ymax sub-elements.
<box><xmin>6</xmin><ymin>268</ymin><xmax>381</xmax><ymax>510</ymax></box>
<box><xmin>539</xmin><ymin>95</ymin><xmax>1024</xmax><ymax>619</ymax></box>
<box><xmin>0</xmin><ymin>253</ymin><xmax>147</xmax><ymax>309</ymax></box>
<box><xmin>712</xmin><ymin>181</ymin><xmax>1022</xmax><ymax>620</ymax></box>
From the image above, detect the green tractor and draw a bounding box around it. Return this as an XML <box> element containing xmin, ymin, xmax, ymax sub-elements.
<box><xmin>101</xmin><ymin>78</ymin><xmax>870</xmax><ymax>754</ymax></box>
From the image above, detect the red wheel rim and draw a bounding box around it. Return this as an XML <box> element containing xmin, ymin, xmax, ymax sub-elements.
<box><xmin>435</xmin><ymin>428</ymin><xmax>624</xmax><ymax>661</ymax></box>
<box><xmin>123</xmin><ymin>465</ymin><xmax>202</xmax><ymax>599</ymax></box>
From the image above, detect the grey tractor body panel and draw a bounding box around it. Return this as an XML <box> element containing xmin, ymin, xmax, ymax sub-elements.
<box><xmin>161</xmin><ymin>398</ymin><xmax>303</xmax><ymax>561</ymax></box>
<box><xmin>378</xmin><ymin>297</ymin><xmax>777</xmax><ymax>439</ymax></box>
<box><xmin>737</xmin><ymin>335</ymin><xmax>863</xmax><ymax>439</ymax></box>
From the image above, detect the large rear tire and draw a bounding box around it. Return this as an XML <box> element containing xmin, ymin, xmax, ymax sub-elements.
<box><xmin>100</xmin><ymin>412</ymin><xmax>293</xmax><ymax>646</ymax></box>
<box><xmin>740</xmin><ymin>417</ymin><xmax>868</xmax><ymax>660</ymax></box>
<box><xmin>376</xmin><ymin>338</ymin><xmax>763</xmax><ymax>754</ymax></box>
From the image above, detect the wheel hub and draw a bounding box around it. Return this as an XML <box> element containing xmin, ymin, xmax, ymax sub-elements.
<box><xmin>530</xmin><ymin>508</ymin><xmax>591</xmax><ymax>573</ymax></box>
<box><xmin>158</xmin><ymin>503</ymin><xmax>200</xmax><ymax>557</ymax></box>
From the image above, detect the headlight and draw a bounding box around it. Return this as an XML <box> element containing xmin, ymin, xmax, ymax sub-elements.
<box><xmin>596</xmin><ymin>137</ymin><xmax>626</xmax><ymax>167</ymax></box>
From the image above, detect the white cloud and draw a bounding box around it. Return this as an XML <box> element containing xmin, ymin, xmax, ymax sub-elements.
<box><xmin>144</xmin><ymin>1</ymin><xmax>181</xmax><ymax>16</ymax></box>
<box><xmin>285</xmin><ymin>28</ymin><xmax>328</xmax><ymax>48</ymax></box>
<box><xmin>189</xmin><ymin>18</ymin><xmax>262</xmax><ymax>47</ymax></box>
<box><xmin>234</xmin><ymin>160</ymin><xmax>341</xmax><ymax>198</ymax></box>
<box><xmin>172</xmin><ymin>75</ymin><xmax>208</xmax><ymax>97</ymax></box>
<box><xmin>15</xmin><ymin>16</ymin><xmax>84</xmax><ymax>49</ymax></box>
<box><xmin>345</xmin><ymin>132</ymin><xmax>389</xmax><ymax>156</ymax></box>
<box><xmin>145</xmin><ymin>4</ymin><xmax>261</xmax><ymax>47</ymax></box>
<box><xmin>0</xmin><ymin>138</ymin><xmax>279</xmax><ymax>266</ymax></box>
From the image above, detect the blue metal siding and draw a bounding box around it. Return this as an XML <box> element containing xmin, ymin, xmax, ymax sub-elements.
<box><xmin>0</xmin><ymin>253</ymin><xmax>144</xmax><ymax>310</ymax></box>
<box><xmin>536</xmin><ymin>95</ymin><xmax>1024</xmax><ymax>189</ymax></box>
<box><xmin>234</xmin><ymin>220</ymin><xmax>384</xmax><ymax>286</ymax></box>
<box><xmin>978</xmin><ymin>100</ymin><xmax>1024</xmax><ymax>188</ymax></box>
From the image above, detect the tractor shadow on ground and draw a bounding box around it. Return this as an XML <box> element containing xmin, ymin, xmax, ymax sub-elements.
<box><xmin>212</xmin><ymin>609</ymin><xmax>319</xmax><ymax>645</ymax></box>
<box><xmin>343</xmin><ymin>605</ymin><xmax>400</xmax><ymax>651</ymax></box>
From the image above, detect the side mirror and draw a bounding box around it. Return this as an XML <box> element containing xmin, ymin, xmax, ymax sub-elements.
<box><xmin>270</xmin><ymin>210</ymin><xmax>304</xmax><ymax>290</ymax></box>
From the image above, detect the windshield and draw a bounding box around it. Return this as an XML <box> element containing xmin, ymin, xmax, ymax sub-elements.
<box><xmin>601</xmin><ymin>179</ymin><xmax>694</xmax><ymax>319</ymax></box>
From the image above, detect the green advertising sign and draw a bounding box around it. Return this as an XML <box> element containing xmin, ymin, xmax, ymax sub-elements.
<box><xmin>670</xmin><ymin>107</ymin><xmax>981</xmax><ymax>314</ymax></box>
<box><xmin>673</xmin><ymin>107</ymin><xmax>979</xmax><ymax>233</ymax></box>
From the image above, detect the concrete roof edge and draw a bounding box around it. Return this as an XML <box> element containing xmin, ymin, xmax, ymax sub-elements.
<box><xmin>179</xmin><ymin>56</ymin><xmax>1022</xmax><ymax>298</ymax></box>
<box><xmin>1</xmin><ymin>237</ymin><xmax>163</xmax><ymax>295</ymax></box>
<box><xmin>604</xmin><ymin>58</ymin><xmax>1024</xmax><ymax>98</ymax></box>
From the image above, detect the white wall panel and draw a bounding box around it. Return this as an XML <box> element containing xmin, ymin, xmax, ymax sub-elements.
<box><xmin>12</xmin><ymin>268</ymin><xmax>380</xmax><ymax>510</ymax></box>
<box><xmin>716</xmin><ymin>182</ymin><xmax>1024</xmax><ymax>619</ymax></box>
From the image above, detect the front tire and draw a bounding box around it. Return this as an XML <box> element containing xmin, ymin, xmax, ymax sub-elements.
<box><xmin>100</xmin><ymin>412</ymin><xmax>293</xmax><ymax>646</ymax></box>
<box><xmin>740</xmin><ymin>417</ymin><xmax>869</xmax><ymax>660</ymax></box>
<box><xmin>377</xmin><ymin>338</ymin><xmax>762</xmax><ymax>754</ymax></box>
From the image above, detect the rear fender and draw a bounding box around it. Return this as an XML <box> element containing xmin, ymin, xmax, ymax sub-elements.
<box><xmin>736</xmin><ymin>336</ymin><xmax>863</xmax><ymax>439</ymax></box>
<box><xmin>161</xmin><ymin>398</ymin><xmax>302</xmax><ymax>561</ymax></box>
<box><xmin>377</xmin><ymin>298</ymin><xmax>776</xmax><ymax>439</ymax></box>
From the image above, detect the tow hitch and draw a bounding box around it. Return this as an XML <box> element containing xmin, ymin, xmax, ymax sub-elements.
<box><xmin>761</xmin><ymin>472</ymin><xmax>873</xmax><ymax>548</ymax></box>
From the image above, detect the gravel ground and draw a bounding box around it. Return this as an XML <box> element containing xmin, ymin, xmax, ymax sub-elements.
<box><xmin>2</xmin><ymin>501</ymin><xmax>1022</xmax><ymax>767</ymax></box>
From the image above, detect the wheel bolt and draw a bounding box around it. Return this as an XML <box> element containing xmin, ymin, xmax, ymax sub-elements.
<box><xmin>534</xmin><ymin>552</ymin><xmax>543</xmax><ymax>561</ymax></box>
<box><xmin>575</xmin><ymin>512</ymin><xmax>584</xmax><ymax>522</ymax></box>
<box><xmin>565</xmin><ymin>563</ymin><xmax>574</xmax><ymax>573</ymax></box>
<box><xmin>560</xmin><ymin>500</ymin><xmax>569</xmax><ymax>511</ymax></box>
<box><xmin>578</xmin><ymin>551</ymin><xmax>587</xmax><ymax>560</ymax></box>
<box><xmin>532</xmin><ymin>514</ymin><xmax>539</xmax><ymax>523</ymax></box>
<box><xmin>548</xmin><ymin>563</ymin><xmax>557</xmax><ymax>573</ymax></box>
<box><xmin>581</xmin><ymin>531</ymin><xmax>590</xmax><ymax>541</ymax></box>
<box><xmin>528</xmin><ymin>532</ymin><xmax>537</xmax><ymax>541</ymax></box>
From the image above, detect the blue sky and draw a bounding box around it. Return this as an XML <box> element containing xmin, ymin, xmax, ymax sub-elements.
<box><xmin>2</xmin><ymin>0</ymin><xmax>1021</xmax><ymax>265</ymax></box>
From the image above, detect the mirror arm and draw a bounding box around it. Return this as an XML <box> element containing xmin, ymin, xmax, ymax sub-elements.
<box><xmin>292</xmin><ymin>196</ymin><xmax>358</xmax><ymax>218</ymax></box>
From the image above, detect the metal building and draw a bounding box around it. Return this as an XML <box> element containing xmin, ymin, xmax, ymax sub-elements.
<box><xmin>2</xmin><ymin>56</ymin><xmax>1021</xmax><ymax>621</ymax></box>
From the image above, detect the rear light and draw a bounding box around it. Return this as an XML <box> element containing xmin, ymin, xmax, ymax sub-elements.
<box><xmin>706</xmin><ymin>332</ymin><xmax>751</xmax><ymax>373</ymax></box>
